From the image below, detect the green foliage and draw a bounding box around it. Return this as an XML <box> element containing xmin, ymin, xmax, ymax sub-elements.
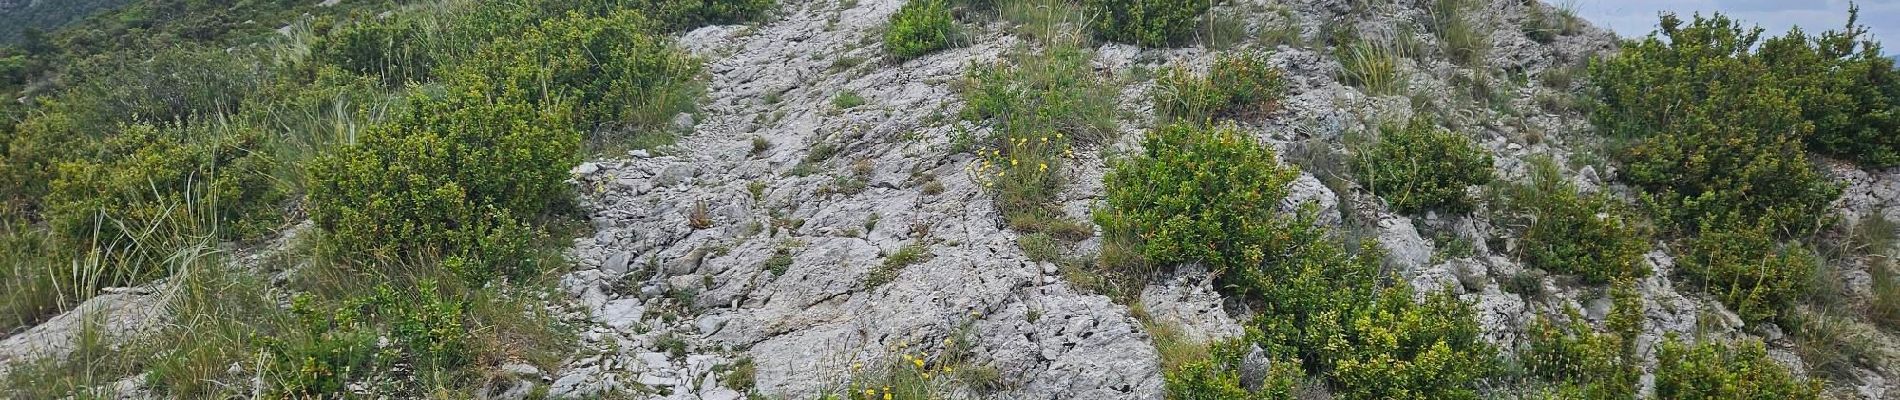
<box><xmin>963</xmin><ymin>43</ymin><xmax>1113</xmax><ymax>239</ymax></box>
<box><xmin>1163</xmin><ymin>340</ymin><xmax>1301</xmax><ymax>400</ymax></box>
<box><xmin>1153</xmin><ymin>51</ymin><xmax>1287</xmax><ymax>122</ymax></box>
<box><xmin>1505</xmin><ymin>158</ymin><xmax>1650</xmax><ymax>283</ymax></box>
<box><xmin>1592</xmin><ymin>13</ymin><xmax>1842</xmax><ymax>236</ymax></box>
<box><xmin>1352</xmin><ymin>117</ymin><xmax>1494</xmax><ymax>215</ymax></box>
<box><xmin>460</xmin><ymin>11</ymin><xmax>703</xmax><ymax>136</ymax></box>
<box><xmin>306</xmin><ymin>85</ymin><xmax>576</xmax><ymax>284</ymax></box>
<box><xmin>1082</xmin><ymin>0</ymin><xmax>1209</xmax><ymax>47</ymax></box>
<box><xmin>314</xmin><ymin>14</ymin><xmax>440</xmax><ymax>86</ymax></box>
<box><xmin>1678</xmin><ymin>220</ymin><xmax>1816</xmax><ymax>324</ymax></box>
<box><xmin>1520</xmin><ymin>283</ymin><xmax>1644</xmax><ymax>398</ymax></box>
<box><xmin>263</xmin><ymin>282</ymin><xmax>478</xmax><ymax>397</ymax></box>
<box><xmin>1096</xmin><ymin>122</ymin><xmax>1299</xmax><ymax>279</ymax></box>
<box><xmin>1098</xmin><ymin>122</ymin><xmax>1497</xmax><ymax>398</ymax></box>
<box><xmin>634</xmin><ymin>0</ymin><xmax>777</xmax><ymax>31</ymax></box>
<box><xmin>884</xmin><ymin>0</ymin><xmax>961</xmax><ymax>60</ymax></box>
<box><xmin>44</xmin><ymin>120</ymin><xmax>284</xmax><ymax>247</ymax></box>
<box><xmin>1427</xmin><ymin>0</ymin><xmax>1488</xmax><ymax>66</ymax></box>
<box><xmin>1757</xmin><ymin>8</ymin><xmax>1900</xmax><ymax>167</ymax></box>
<box><xmin>1653</xmin><ymin>338</ymin><xmax>1824</xmax><ymax>399</ymax></box>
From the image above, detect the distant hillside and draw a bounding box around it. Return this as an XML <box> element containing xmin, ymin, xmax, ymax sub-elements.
<box><xmin>0</xmin><ymin>0</ymin><xmax>133</xmax><ymax>44</ymax></box>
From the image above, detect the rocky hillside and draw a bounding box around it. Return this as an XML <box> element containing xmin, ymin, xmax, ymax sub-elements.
<box><xmin>2</xmin><ymin>0</ymin><xmax>1898</xmax><ymax>399</ymax></box>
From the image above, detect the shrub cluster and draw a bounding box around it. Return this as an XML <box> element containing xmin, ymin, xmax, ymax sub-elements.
<box><xmin>1504</xmin><ymin>158</ymin><xmax>1650</xmax><ymax>283</ymax></box>
<box><xmin>1592</xmin><ymin>13</ymin><xmax>1843</xmax><ymax>236</ymax></box>
<box><xmin>1103</xmin><ymin>123</ymin><xmax>1498</xmax><ymax>398</ymax></box>
<box><xmin>884</xmin><ymin>0</ymin><xmax>961</xmax><ymax>60</ymax></box>
<box><xmin>1678</xmin><ymin>221</ymin><xmax>1817</xmax><ymax>324</ymax></box>
<box><xmin>306</xmin><ymin>84</ymin><xmax>571</xmax><ymax>284</ymax></box>
<box><xmin>1153</xmin><ymin>51</ymin><xmax>1288</xmax><ymax>122</ymax></box>
<box><xmin>1163</xmin><ymin>340</ymin><xmax>1301</xmax><ymax>399</ymax></box>
<box><xmin>263</xmin><ymin>282</ymin><xmax>475</xmax><ymax>397</ymax></box>
<box><xmin>1096</xmin><ymin>122</ymin><xmax>1299</xmax><ymax>279</ymax></box>
<box><xmin>44</xmin><ymin>120</ymin><xmax>284</xmax><ymax>248</ymax></box>
<box><xmin>1351</xmin><ymin>117</ymin><xmax>1494</xmax><ymax>215</ymax></box>
<box><xmin>1653</xmin><ymin>338</ymin><xmax>1825</xmax><ymax>399</ymax></box>
<box><xmin>1758</xmin><ymin>9</ymin><xmax>1900</xmax><ymax>167</ymax></box>
<box><xmin>1082</xmin><ymin>0</ymin><xmax>1209</xmax><ymax>47</ymax></box>
<box><xmin>461</xmin><ymin>10</ymin><xmax>703</xmax><ymax>136</ymax></box>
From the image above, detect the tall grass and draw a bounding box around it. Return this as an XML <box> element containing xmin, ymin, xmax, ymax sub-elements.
<box><xmin>1337</xmin><ymin>39</ymin><xmax>1406</xmax><ymax>95</ymax></box>
<box><xmin>1428</xmin><ymin>0</ymin><xmax>1489</xmax><ymax>66</ymax></box>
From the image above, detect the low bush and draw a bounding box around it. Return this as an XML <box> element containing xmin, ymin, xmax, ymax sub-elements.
<box><xmin>1082</xmin><ymin>0</ymin><xmax>1209</xmax><ymax>47</ymax></box>
<box><xmin>885</xmin><ymin>0</ymin><xmax>961</xmax><ymax>60</ymax></box>
<box><xmin>1592</xmin><ymin>13</ymin><xmax>1842</xmax><ymax>236</ymax></box>
<box><xmin>1153</xmin><ymin>51</ymin><xmax>1287</xmax><ymax>122</ymax></box>
<box><xmin>1351</xmin><ymin>117</ymin><xmax>1494</xmax><ymax>215</ymax></box>
<box><xmin>460</xmin><ymin>11</ymin><xmax>702</xmax><ymax>137</ymax></box>
<box><xmin>636</xmin><ymin>0</ymin><xmax>777</xmax><ymax>31</ymax></box>
<box><xmin>1653</xmin><ymin>338</ymin><xmax>1824</xmax><ymax>399</ymax></box>
<box><xmin>1519</xmin><ymin>283</ymin><xmax>1644</xmax><ymax>398</ymax></box>
<box><xmin>306</xmin><ymin>84</ymin><xmax>576</xmax><ymax>284</ymax></box>
<box><xmin>1677</xmin><ymin>220</ymin><xmax>1816</xmax><ymax>324</ymax></box>
<box><xmin>1758</xmin><ymin>8</ymin><xmax>1900</xmax><ymax>167</ymax></box>
<box><xmin>43</xmin><ymin>120</ymin><xmax>284</xmax><ymax>247</ymax></box>
<box><xmin>263</xmin><ymin>282</ymin><xmax>477</xmax><ymax>397</ymax></box>
<box><xmin>1099</xmin><ymin>122</ymin><xmax>1498</xmax><ymax>398</ymax></box>
<box><xmin>1095</xmin><ymin>122</ymin><xmax>1299</xmax><ymax>279</ymax></box>
<box><xmin>1505</xmin><ymin>158</ymin><xmax>1650</xmax><ymax>283</ymax></box>
<box><xmin>1163</xmin><ymin>340</ymin><xmax>1301</xmax><ymax>400</ymax></box>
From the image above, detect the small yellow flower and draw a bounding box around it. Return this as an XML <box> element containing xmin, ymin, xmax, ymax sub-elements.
<box><xmin>913</xmin><ymin>358</ymin><xmax>925</xmax><ymax>369</ymax></box>
<box><xmin>865</xmin><ymin>388</ymin><xmax>876</xmax><ymax>397</ymax></box>
<box><xmin>883</xmin><ymin>392</ymin><xmax>893</xmax><ymax>400</ymax></box>
<box><xmin>1038</xmin><ymin>163</ymin><xmax>1048</xmax><ymax>172</ymax></box>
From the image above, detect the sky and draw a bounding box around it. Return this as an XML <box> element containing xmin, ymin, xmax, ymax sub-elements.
<box><xmin>1572</xmin><ymin>0</ymin><xmax>1900</xmax><ymax>47</ymax></box>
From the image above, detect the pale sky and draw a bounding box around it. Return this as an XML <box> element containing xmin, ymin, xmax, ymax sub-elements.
<box><xmin>1573</xmin><ymin>0</ymin><xmax>1900</xmax><ymax>47</ymax></box>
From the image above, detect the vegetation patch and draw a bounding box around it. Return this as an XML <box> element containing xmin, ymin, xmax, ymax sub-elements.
<box><xmin>1501</xmin><ymin>157</ymin><xmax>1650</xmax><ymax>283</ymax></box>
<box><xmin>1350</xmin><ymin>117</ymin><xmax>1494</xmax><ymax>215</ymax></box>
<box><xmin>1152</xmin><ymin>51</ymin><xmax>1287</xmax><ymax>122</ymax></box>
<box><xmin>884</xmin><ymin>0</ymin><xmax>962</xmax><ymax>60</ymax></box>
<box><xmin>962</xmin><ymin>42</ymin><xmax>1114</xmax><ymax>240</ymax></box>
<box><xmin>1081</xmin><ymin>0</ymin><xmax>1209</xmax><ymax>47</ymax></box>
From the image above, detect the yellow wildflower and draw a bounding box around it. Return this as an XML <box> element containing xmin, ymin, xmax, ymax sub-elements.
<box><xmin>1038</xmin><ymin>163</ymin><xmax>1048</xmax><ymax>172</ymax></box>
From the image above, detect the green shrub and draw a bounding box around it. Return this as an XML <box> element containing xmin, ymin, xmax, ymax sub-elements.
<box><xmin>306</xmin><ymin>84</ymin><xmax>576</xmax><ymax>284</ymax></box>
<box><xmin>1758</xmin><ymin>8</ymin><xmax>1900</xmax><ymax>167</ymax></box>
<box><xmin>460</xmin><ymin>11</ymin><xmax>702</xmax><ymax>136</ymax></box>
<box><xmin>314</xmin><ymin>15</ymin><xmax>438</xmax><ymax>86</ymax></box>
<box><xmin>884</xmin><ymin>0</ymin><xmax>961</xmax><ymax>60</ymax></box>
<box><xmin>1653</xmin><ymin>338</ymin><xmax>1824</xmax><ymax>399</ymax></box>
<box><xmin>1082</xmin><ymin>0</ymin><xmax>1209</xmax><ymax>47</ymax></box>
<box><xmin>1095</xmin><ymin>122</ymin><xmax>1299</xmax><ymax>279</ymax></box>
<box><xmin>1592</xmin><ymin>13</ymin><xmax>1842</xmax><ymax>235</ymax></box>
<box><xmin>1505</xmin><ymin>158</ymin><xmax>1650</xmax><ymax>283</ymax></box>
<box><xmin>264</xmin><ymin>282</ymin><xmax>477</xmax><ymax>397</ymax></box>
<box><xmin>1677</xmin><ymin>220</ymin><xmax>1816</xmax><ymax>324</ymax></box>
<box><xmin>1352</xmin><ymin>117</ymin><xmax>1494</xmax><ymax>214</ymax></box>
<box><xmin>1163</xmin><ymin>340</ymin><xmax>1301</xmax><ymax>400</ymax></box>
<box><xmin>1153</xmin><ymin>51</ymin><xmax>1287</xmax><ymax>122</ymax></box>
<box><xmin>1520</xmin><ymin>283</ymin><xmax>1644</xmax><ymax>398</ymax></box>
<box><xmin>43</xmin><ymin>120</ymin><xmax>284</xmax><ymax>248</ymax></box>
<box><xmin>1265</xmin><ymin>286</ymin><xmax>1497</xmax><ymax>400</ymax></box>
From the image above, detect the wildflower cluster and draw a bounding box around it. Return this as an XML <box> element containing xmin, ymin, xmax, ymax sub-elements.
<box><xmin>837</xmin><ymin>332</ymin><xmax>994</xmax><ymax>400</ymax></box>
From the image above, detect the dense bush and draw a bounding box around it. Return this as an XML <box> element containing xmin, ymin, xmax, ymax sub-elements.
<box><xmin>885</xmin><ymin>0</ymin><xmax>961</xmax><ymax>60</ymax></box>
<box><xmin>1082</xmin><ymin>0</ymin><xmax>1209</xmax><ymax>47</ymax></box>
<box><xmin>461</xmin><ymin>11</ymin><xmax>702</xmax><ymax>135</ymax></box>
<box><xmin>43</xmin><ymin>120</ymin><xmax>284</xmax><ymax>247</ymax></box>
<box><xmin>314</xmin><ymin>15</ymin><xmax>439</xmax><ymax>86</ymax></box>
<box><xmin>1758</xmin><ymin>9</ymin><xmax>1900</xmax><ymax>167</ymax></box>
<box><xmin>1153</xmin><ymin>51</ymin><xmax>1287</xmax><ymax>122</ymax></box>
<box><xmin>1505</xmin><ymin>158</ymin><xmax>1650</xmax><ymax>283</ymax></box>
<box><xmin>1592</xmin><ymin>13</ymin><xmax>1842</xmax><ymax>236</ymax></box>
<box><xmin>1352</xmin><ymin>117</ymin><xmax>1494</xmax><ymax>214</ymax></box>
<box><xmin>1653</xmin><ymin>338</ymin><xmax>1824</xmax><ymax>399</ymax></box>
<box><xmin>306</xmin><ymin>84</ymin><xmax>576</xmax><ymax>284</ymax></box>
<box><xmin>636</xmin><ymin>0</ymin><xmax>777</xmax><ymax>31</ymax></box>
<box><xmin>1096</xmin><ymin>122</ymin><xmax>1299</xmax><ymax>279</ymax></box>
<box><xmin>1678</xmin><ymin>221</ymin><xmax>1816</xmax><ymax>324</ymax></box>
<box><xmin>1099</xmin><ymin>123</ymin><xmax>1497</xmax><ymax>398</ymax></box>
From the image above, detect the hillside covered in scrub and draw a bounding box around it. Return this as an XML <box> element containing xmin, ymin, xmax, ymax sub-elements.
<box><xmin>1</xmin><ymin>0</ymin><xmax>1899</xmax><ymax>399</ymax></box>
